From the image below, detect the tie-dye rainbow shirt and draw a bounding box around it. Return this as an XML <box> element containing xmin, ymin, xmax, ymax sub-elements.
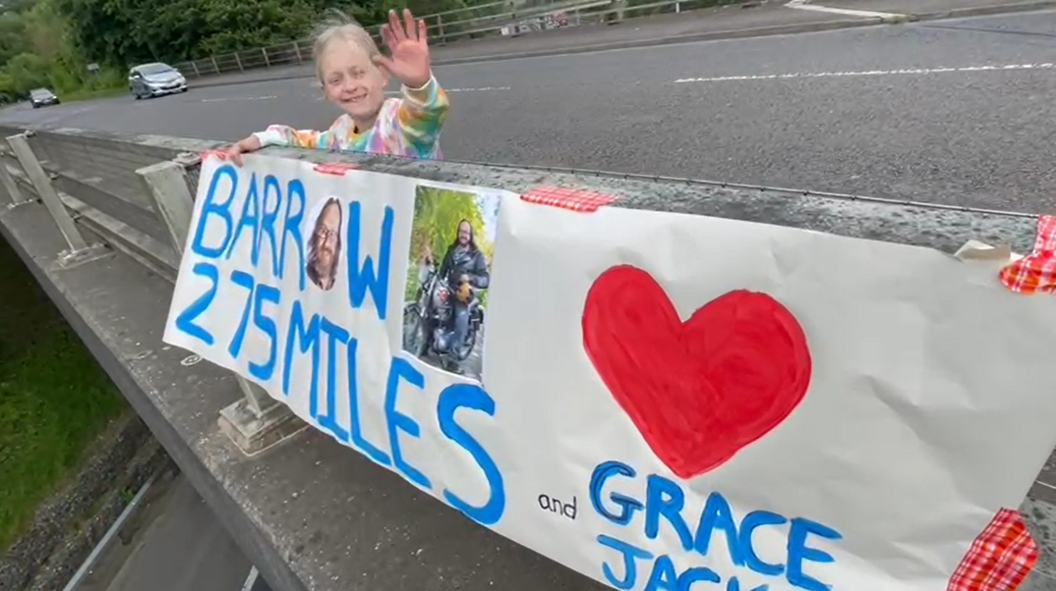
<box><xmin>252</xmin><ymin>76</ymin><xmax>449</xmax><ymax>160</ymax></box>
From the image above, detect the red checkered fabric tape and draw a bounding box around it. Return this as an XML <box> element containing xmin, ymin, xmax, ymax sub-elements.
<box><xmin>520</xmin><ymin>186</ymin><xmax>617</xmax><ymax>213</ymax></box>
<box><xmin>201</xmin><ymin>149</ymin><xmax>228</xmax><ymax>161</ymax></box>
<box><xmin>313</xmin><ymin>163</ymin><xmax>359</xmax><ymax>176</ymax></box>
<box><xmin>999</xmin><ymin>215</ymin><xmax>1056</xmax><ymax>294</ymax></box>
<box><xmin>947</xmin><ymin>509</ymin><xmax>1037</xmax><ymax>591</ymax></box>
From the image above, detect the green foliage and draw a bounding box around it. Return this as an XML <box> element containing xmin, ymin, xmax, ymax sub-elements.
<box><xmin>0</xmin><ymin>0</ymin><xmax>126</xmax><ymax>102</ymax></box>
<box><xmin>0</xmin><ymin>0</ymin><xmax>498</xmax><ymax>103</ymax></box>
<box><xmin>0</xmin><ymin>237</ymin><xmax>125</xmax><ymax>552</ymax></box>
<box><xmin>53</xmin><ymin>0</ymin><xmax>326</xmax><ymax>66</ymax></box>
<box><xmin>4</xmin><ymin>52</ymin><xmax>49</xmax><ymax>92</ymax></box>
<box><xmin>407</xmin><ymin>187</ymin><xmax>495</xmax><ymax>302</ymax></box>
<box><xmin>0</xmin><ymin>12</ymin><xmax>30</xmax><ymax>64</ymax></box>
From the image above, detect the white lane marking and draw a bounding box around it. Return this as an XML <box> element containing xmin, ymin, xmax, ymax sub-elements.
<box><xmin>241</xmin><ymin>567</ymin><xmax>259</xmax><ymax>591</ymax></box>
<box><xmin>785</xmin><ymin>0</ymin><xmax>905</xmax><ymax>20</ymax></box>
<box><xmin>61</xmin><ymin>474</ymin><xmax>158</xmax><ymax>591</ymax></box>
<box><xmin>446</xmin><ymin>86</ymin><xmax>512</xmax><ymax>92</ymax></box>
<box><xmin>674</xmin><ymin>62</ymin><xmax>1056</xmax><ymax>84</ymax></box>
<box><xmin>200</xmin><ymin>95</ymin><xmax>277</xmax><ymax>103</ymax></box>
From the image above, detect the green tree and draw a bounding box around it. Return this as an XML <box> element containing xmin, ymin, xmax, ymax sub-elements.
<box><xmin>55</xmin><ymin>0</ymin><xmax>337</xmax><ymax>65</ymax></box>
<box><xmin>4</xmin><ymin>52</ymin><xmax>50</xmax><ymax>94</ymax></box>
<box><xmin>0</xmin><ymin>12</ymin><xmax>29</xmax><ymax>64</ymax></box>
<box><xmin>0</xmin><ymin>0</ymin><xmax>507</xmax><ymax>104</ymax></box>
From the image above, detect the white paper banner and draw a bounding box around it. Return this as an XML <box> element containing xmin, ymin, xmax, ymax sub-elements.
<box><xmin>165</xmin><ymin>155</ymin><xmax>1056</xmax><ymax>591</ymax></box>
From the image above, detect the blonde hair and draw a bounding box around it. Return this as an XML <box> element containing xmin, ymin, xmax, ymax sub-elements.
<box><xmin>312</xmin><ymin>9</ymin><xmax>382</xmax><ymax>81</ymax></box>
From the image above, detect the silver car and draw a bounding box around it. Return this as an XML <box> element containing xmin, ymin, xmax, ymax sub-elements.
<box><xmin>129</xmin><ymin>63</ymin><xmax>188</xmax><ymax>99</ymax></box>
<box><xmin>29</xmin><ymin>88</ymin><xmax>60</xmax><ymax>108</ymax></box>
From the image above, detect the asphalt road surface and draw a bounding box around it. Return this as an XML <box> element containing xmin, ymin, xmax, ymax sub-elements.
<box><xmin>5</xmin><ymin>10</ymin><xmax>1056</xmax><ymax>214</ymax></box>
<box><xmin>75</xmin><ymin>472</ymin><xmax>254</xmax><ymax>591</ymax></box>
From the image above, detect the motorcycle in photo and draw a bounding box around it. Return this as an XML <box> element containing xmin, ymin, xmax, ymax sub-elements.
<box><xmin>403</xmin><ymin>264</ymin><xmax>485</xmax><ymax>376</ymax></box>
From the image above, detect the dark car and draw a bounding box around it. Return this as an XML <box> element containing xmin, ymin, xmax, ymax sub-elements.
<box><xmin>30</xmin><ymin>88</ymin><xmax>59</xmax><ymax>108</ymax></box>
<box><xmin>128</xmin><ymin>63</ymin><xmax>188</xmax><ymax>99</ymax></box>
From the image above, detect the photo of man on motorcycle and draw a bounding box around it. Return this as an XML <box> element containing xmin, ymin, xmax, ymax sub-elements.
<box><xmin>405</xmin><ymin>216</ymin><xmax>491</xmax><ymax>378</ymax></box>
<box><xmin>424</xmin><ymin>219</ymin><xmax>489</xmax><ymax>351</ymax></box>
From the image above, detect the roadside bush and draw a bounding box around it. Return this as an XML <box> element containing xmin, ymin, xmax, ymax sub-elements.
<box><xmin>0</xmin><ymin>52</ymin><xmax>50</xmax><ymax>97</ymax></box>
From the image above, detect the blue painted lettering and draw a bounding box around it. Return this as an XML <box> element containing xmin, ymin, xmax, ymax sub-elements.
<box><xmin>344</xmin><ymin>336</ymin><xmax>391</xmax><ymax>466</ymax></box>
<box><xmin>174</xmin><ymin>261</ymin><xmax>219</xmax><ymax>346</ymax></box>
<box><xmin>227</xmin><ymin>172</ymin><xmax>261</xmax><ymax>264</ymax></box>
<box><xmin>259</xmin><ymin>174</ymin><xmax>282</xmax><ymax>276</ymax></box>
<box><xmin>695</xmin><ymin>492</ymin><xmax>745</xmax><ymax>567</ymax></box>
<box><xmin>598</xmin><ymin>534</ymin><xmax>653</xmax><ymax>590</ymax></box>
<box><xmin>384</xmin><ymin>357</ymin><xmax>430</xmax><ymax>489</ymax></box>
<box><xmin>248</xmin><ymin>283</ymin><xmax>280</xmax><ymax>381</ymax></box>
<box><xmin>786</xmin><ymin>518</ymin><xmax>841</xmax><ymax>591</ymax></box>
<box><xmin>191</xmin><ymin>164</ymin><xmax>237</xmax><ymax>259</ymax></box>
<box><xmin>588</xmin><ymin>463</ymin><xmax>842</xmax><ymax>591</ymax></box>
<box><xmin>644</xmin><ymin>555</ymin><xmax>680</xmax><ymax>591</ymax></box>
<box><xmin>437</xmin><ymin>383</ymin><xmax>505</xmax><ymax>526</ymax></box>
<box><xmin>282</xmin><ymin>301</ymin><xmax>318</xmax><ymax>405</ymax></box>
<box><xmin>175</xmin><ymin>168</ymin><xmax>517</xmax><ymax>547</ymax></box>
<box><xmin>677</xmin><ymin>567</ymin><xmax>721</xmax><ymax>590</ymax></box>
<box><xmin>724</xmin><ymin>579</ymin><xmax>769</xmax><ymax>591</ymax></box>
<box><xmin>316</xmin><ymin>318</ymin><xmax>350</xmax><ymax>442</ymax></box>
<box><xmin>646</xmin><ymin>474</ymin><xmax>694</xmax><ymax>551</ymax></box>
<box><xmin>740</xmin><ymin>511</ymin><xmax>787</xmax><ymax>577</ymax></box>
<box><xmin>590</xmin><ymin>461</ymin><xmax>644</xmax><ymax>526</ymax></box>
<box><xmin>346</xmin><ymin>202</ymin><xmax>393</xmax><ymax>320</ymax></box>
<box><xmin>281</xmin><ymin>178</ymin><xmax>306</xmax><ymax>289</ymax></box>
<box><xmin>227</xmin><ymin>269</ymin><xmax>255</xmax><ymax>360</ymax></box>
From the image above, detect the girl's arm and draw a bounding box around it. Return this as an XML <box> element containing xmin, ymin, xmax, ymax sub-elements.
<box><xmin>396</xmin><ymin>75</ymin><xmax>449</xmax><ymax>153</ymax></box>
<box><xmin>224</xmin><ymin>118</ymin><xmax>350</xmax><ymax>164</ymax></box>
<box><xmin>252</xmin><ymin>124</ymin><xmax>339</xmax><ymax>151</ymax></box>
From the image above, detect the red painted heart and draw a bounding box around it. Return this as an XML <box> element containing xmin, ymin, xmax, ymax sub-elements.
<box><xmin>582</xmin><ymin>265</ymin><xmax>812</xmax><ymax>479</ymax></box>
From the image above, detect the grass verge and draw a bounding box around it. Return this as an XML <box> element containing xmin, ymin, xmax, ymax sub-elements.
<box><xmin>60</xmin><ymin>85</ymin><xmax>127</xmax><ymax>103</ymax></box>
<box><xmin>0</xmin><ymin>235</ymin><xmax>125</xmax><ymax>552</ymax></box>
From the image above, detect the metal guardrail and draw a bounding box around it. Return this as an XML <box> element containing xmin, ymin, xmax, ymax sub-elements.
<box><xmin>172</xmin><ymin>0</ymin><xmax>710</xmax><ymax>78</ymax></box>
<box><xmin>0</xmin><ymin>125</ymin><xmax>216</xmax><ymax>276</ymax></box>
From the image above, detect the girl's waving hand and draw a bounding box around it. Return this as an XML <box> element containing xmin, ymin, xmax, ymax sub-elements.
<box><xmin>374</xmin><ymin>9</ymin><xmax>432</xmax><ymax>89</ymax></box>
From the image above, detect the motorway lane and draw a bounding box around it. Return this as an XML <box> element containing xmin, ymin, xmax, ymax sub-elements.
<box><xmin>5</xmin><ymin>11</ymin><xmax>1056</xmax><ymax>211</ymax></box>
<box><xmin>76</xmin><ymin>472</ymin><xmax>253</xmax><ymax>591</ymax></box>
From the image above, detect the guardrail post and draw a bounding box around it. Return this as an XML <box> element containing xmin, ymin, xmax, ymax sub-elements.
<box><xmin>136</xmin><ymin>160</ymin><xmax>195</xmax><ymax>251</ymax></box>
<box><xmin>136</xmin><ymin>156</ymin><xmax>305</xmax><ymax>456</ymax></box>
<box><xmin>6</xmin><ymin>133</ymin><xmax>108</xmax><ymax>267</ymax></box>
<box><xmin>293</xmin><ymin>41</ymin><xmax>302</xmax><ymax>63</ymax></box>
<box><xmin>234</xmin><ymin>53</ymin><xmax>244</xmax><ymax>72</ymax></box>
<box><xmin>211</xmin><ymin>56</ymin><xmax>220</xmax><ymax>74</ymax></box>
<box><xmin>262</xmin><ymin>47</ymin><xmax>270</xmax><ymax>68</ymax></box>
<box><xmin>191</xmin><ymin>61</ymin><xmax>200</xmax><ymax>77</ymax></box>
<box><xmin>0</xmin><ymin>148</ymin><xmax>27</xmax><ymax>206</ymax></box>
<box><xmin>437</xmin><ymin>14</ymin><xmax>446</xmax><ymax>44</ymax></box>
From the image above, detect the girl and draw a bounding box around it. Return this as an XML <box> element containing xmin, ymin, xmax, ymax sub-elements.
<box><xmin>224</xmin><ymin>8</ymin><xmax>448</xmax><ymax>163</ymax></box>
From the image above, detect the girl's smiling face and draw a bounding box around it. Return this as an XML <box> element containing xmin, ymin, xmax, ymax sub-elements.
<box><xmin>320</xmin><ymin>39</ymin><xmax>389</xmax><ymax>127</ymax></box>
